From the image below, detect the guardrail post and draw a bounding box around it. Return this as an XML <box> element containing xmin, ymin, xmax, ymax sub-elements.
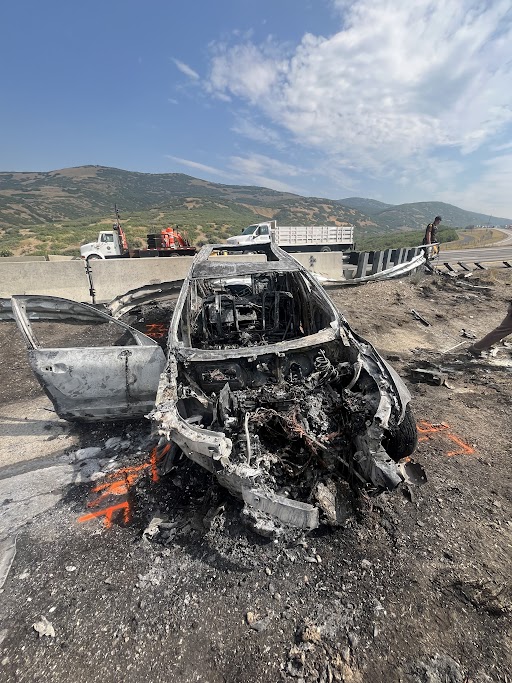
<box><xmin>370</xmin><ymin>251</ymin><xmax>385</xmax><ymax>274</ymax></box>
<box><xmin>355</xmin><ymin>252</ymin><xmax>370</xmax><ymax>278</ymax></box>
<box><xmin>390</xmin><ymin>249</ymin><xmax>400</xmax><ymax>266</ymax></box>
<box><xmin>382</xmin><ymin>249</ymin><xmax>393</xmax><ymax>271</ymax></box>
<box><xmin>398</xmin><ymin>248</ymin><xmax>408</xmax><ymax>264</ymax></box>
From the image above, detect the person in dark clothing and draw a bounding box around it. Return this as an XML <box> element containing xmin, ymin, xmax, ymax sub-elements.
<box><xmin>423</xmin><ymin>215</ymin><xmax>442</xmax><ymax>258</ymax></box>
<box><xmin>468</xmin><ymin>301</ymin><xmax>512</xmax><ymax>356</ymax></box>
<box><xmin>423</xmin><ymin>215</ymin><xmax>442</xmax><ymax>245</ymax></box>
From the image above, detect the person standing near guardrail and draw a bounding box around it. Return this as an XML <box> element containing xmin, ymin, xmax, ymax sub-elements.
<box><xmin>468</xmin><ymin>301</ymin><xmax>512</xmax><ymax>357</ymax></box>
<box><xmin>423</xmin><ymin>216</ymin><xmax>442</xmax><ymax>257</ymax></box>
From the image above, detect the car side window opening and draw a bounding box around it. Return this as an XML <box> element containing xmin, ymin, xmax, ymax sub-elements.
<box><xmin>19</xmin><ymin>300</ymin><xmax>139</xmax><ymax>349</ymax></box>
<box><xmin>101</xmin><ymin>233</ymin><xmax>114</xmax><ymax>243</ymax></box>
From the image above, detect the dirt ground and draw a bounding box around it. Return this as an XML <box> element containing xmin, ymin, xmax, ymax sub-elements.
<box><xmin>0</xmin><ymin>268</ymin><xmax>511</xmax><ymax>683</ymax></box>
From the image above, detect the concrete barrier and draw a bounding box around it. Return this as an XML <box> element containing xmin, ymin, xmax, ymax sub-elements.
<box><xmin>0</xmin><ymin>251</ymin><xmax>346</xmax><ymax>303</ymax></box>
<box><xmin>89</xmin><ymin>257</ymin><xmax>196</xmax><ymax>302</ymax></box>
<box><xmin>293</xmin><ymin>252</ymin><xmax>344</xmax><ymax>279</ymax></box>
<box><xmin>47</xmin><ymin>255</ymin><xmax>75</xmax><ymax>262</ymax></box>
<box><xmin>0</xmin><ymin>255</ymin><xmax>46</xmax><ymax>262</ymax></box>
<box><xmin>0</xmin><ymin>261</ymin><xmax>91</xmax><ymax>300</ymax></box>
<box><xmin>89</xmin><ymin>253</ymin><xmax>340</xmax><ymax>302</ymax></box>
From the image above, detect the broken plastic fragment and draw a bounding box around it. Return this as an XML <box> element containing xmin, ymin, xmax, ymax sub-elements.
<box><xmin>242</xmin><ymin>488</ymin><xmax>319</xmax><ymax>530</ymax></box>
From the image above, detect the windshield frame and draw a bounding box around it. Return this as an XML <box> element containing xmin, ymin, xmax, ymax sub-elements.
<box><xmin>241</xmin><ymin>225</ymin><xmax>258</xmax><ymax>236</ymax></box>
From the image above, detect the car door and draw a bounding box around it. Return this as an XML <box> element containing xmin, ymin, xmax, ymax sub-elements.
<box><xmin>11</xmin><ymin>295</ymin><xmax>166</xmax><ymax>422</ymax></box>
<box><xmin>254</xmin><ymin>225</ymin><xmax>271</xmax><ymax>243</ymax></box>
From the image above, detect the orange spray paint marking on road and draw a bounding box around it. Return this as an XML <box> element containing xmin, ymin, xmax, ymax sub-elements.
<box><xmin>446</xmin><ymin>434</ymin><xmax>475</xmax><ymax>457</ymax></box>
<box><xmin>417</xmin><ymin>421</ymin><xmax>450</xmax><ymax>435</ymax></box>
<box><xmin>78</xmin><ymin>444</ymin><xmax>167</xmax><ymax>528</ymax></box>
<box><xmin>78</xmin><ymin>501</ymin><xmax>131</xmax><ymax>528</ymax></box>
<box><xmin>150</xmin><ymin>444</ymin><xmax>166</xmax><ymax>483</ymax></box>
<box><xmin>416</xmin><ymin>421</ymin><xmax>475</xmax><ymax>458</ymax></box>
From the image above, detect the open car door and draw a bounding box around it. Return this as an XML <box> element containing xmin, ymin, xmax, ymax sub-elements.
<box><xmin>11</xmin><ymin>295</ymin><xmax>166</xmax><ymax>422</ymax></box>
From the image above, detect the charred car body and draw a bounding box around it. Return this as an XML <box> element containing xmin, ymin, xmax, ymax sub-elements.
<box><xmin>150</xmin><ymin>244</ymin><xmax>419</xmax><ymax>534</ymax></box>
<box><xmin>7</xmin><ymin>244</ymin><xmax>419</xmax><ymax>534</ymax></box>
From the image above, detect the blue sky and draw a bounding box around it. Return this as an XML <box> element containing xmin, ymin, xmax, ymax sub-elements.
<box><xmin>2</xmin><ymin>0</ymin><xmax>512</xmax><ymax>216</ymax></box>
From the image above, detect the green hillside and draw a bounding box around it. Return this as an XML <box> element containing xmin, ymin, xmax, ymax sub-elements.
<box><xmin>341</xmin><ymin>198</ymin><xmax>508</xmax><ymax>230</ymax></box>
<box><xmin>0</xmin><ymin>166</ymin><xmax>508</xmax><ymax>256</ymax></box>
<box><xmin>0</xmin><ymin>166</ymin><xmax>376</xmax><ymax>256</ymax></box>
<box><xmin>339</xmin><ymin>197</ymin><xmax>394</xmax><ymax>215</ymax></box>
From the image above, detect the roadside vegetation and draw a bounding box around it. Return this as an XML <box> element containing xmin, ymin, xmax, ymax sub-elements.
<box><xmin>440</xmin><ymin>227</ymin><xmax>504</xmax><ymax>250</ymax></box>
<box><xmin>357</xmin><ymin>227</ymin><xmax>459</xmax><ymax>251</ymax></box>
<box><xmin>0</xmin><ymin>207</ymin><xmax>256</xmax><ymax>257</ymax></box>
<box><xmin>0</xmin><ymin>189</ymin><xmax>506</xmax><ymax>258</ymax></box>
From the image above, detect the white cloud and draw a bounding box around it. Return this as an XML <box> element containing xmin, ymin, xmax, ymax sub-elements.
<box><xmin>229</xmin><ymin>154</ymin><xmax>305</xmax><ymax>193</ymax></box>
<box><xmin>172</xmin><ymin>58</ymin><xmax>200</xmax><ymax>81</ymax></box>
<box><xmin>231</xmin><ymin>118</ymin><xmax>283</xmax><ymax>148</ymax></box>
<box><xmin>205</xmin><ymin>0</ymin><xmax>512</xmax><ymax>209</ymax></box>
<box><xmin>230</xmin><ymin>153</ymin><xmax>303</xmax><ymax>178</ymax></box>
<box><xmin>208</xmin><ymin>42</ymin><xmax>286</xmax><ymax>102</ymax></box>
<box><xmin>438</xmin><ymin>154</ymin><xmax>512</xmax><ymax>217</ymax></box>
<box><xmin>165</xmin><ymin>155</ymin><xmax>233</xmax><ymax>179</ymax></box>
<box><xmin>491</xmin><ymin>141</ymin><xmax>512</xmax><ymax>153</ymax></box>
<box><xmin>165</xmin><ymin>153</ymin><xmax>303</xmax><ymax>194</ymax></box>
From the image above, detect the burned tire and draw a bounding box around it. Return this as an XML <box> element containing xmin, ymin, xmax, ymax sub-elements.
<box><xmin>383</xmin><ymin>405</ymin><xmax>418</xmax><ymax>461</ymax></box>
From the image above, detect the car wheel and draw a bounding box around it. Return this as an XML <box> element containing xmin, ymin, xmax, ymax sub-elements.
<box><xmin>87</xmin><ymin>255</ymin><xmax>101</xmax><ymax>262</ymax></box>
<box><xmin>320</xmin><ymin>246</ymin><xmax>331</xmax><ymax>252</ymax></box>
<box><xmin>383</xmin><ymin>405</ymin><xmax>418</xmax><ymax>461</ymax></box>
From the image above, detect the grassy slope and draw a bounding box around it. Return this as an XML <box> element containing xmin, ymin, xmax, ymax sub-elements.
<box><xmin>0</xmin><ymin>167</ymin><xmax>375</xmax><ymax>256</ymax></box>
<box><xmin>0</xmin><ymin>166</ymin><xmax>509</xmax><ymax>256</ymax></box>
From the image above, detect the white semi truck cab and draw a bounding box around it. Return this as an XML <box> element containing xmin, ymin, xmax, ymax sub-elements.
<box><xmin>80</xmin><ymin>230</ymin><xmax>124</xmax><ymax>260</ymax></box>
<box><xmin>226</xmin><ymin>220</ymin><xmax>354</xmax><ymax>252</ymax></box>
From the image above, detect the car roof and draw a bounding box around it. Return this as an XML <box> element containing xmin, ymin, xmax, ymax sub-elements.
<box><xmin>190</xmin><ymin>243</ymin><xmax>303</xmax><ymax>279</ymax></box>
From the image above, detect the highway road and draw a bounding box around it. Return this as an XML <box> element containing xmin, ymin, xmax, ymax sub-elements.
<box><xmin>437</xmin><ymin>228</ymin><xmax>512</xmax><ymax>263</ymax></box>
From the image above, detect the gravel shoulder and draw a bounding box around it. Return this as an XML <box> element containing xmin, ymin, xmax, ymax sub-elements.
<box><xmin>0</xmin><ymin>269</ymin><xmax>511</xmax><ymax>683</ymax></box>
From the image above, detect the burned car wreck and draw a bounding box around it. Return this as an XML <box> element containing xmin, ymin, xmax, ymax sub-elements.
<box><xmin>151</xmin><ymin>244</ymin><xmax>419</xmax><ymax>535</ymax></box>
<box><xmin>7</xmin><ymin>244</ymin><xmax>420</xmax><ymax>535</ymax></box>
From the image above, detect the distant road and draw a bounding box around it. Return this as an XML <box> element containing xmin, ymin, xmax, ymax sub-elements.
<box><xmin>439</xmin><ymin>228</ymin><xmax>512</xmax><ymax>263</ymax></box>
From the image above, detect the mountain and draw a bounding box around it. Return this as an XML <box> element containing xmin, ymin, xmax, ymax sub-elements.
<box><xmin>369</xmin><ymin>201</ymin><xmax>509</xmax><ymax>230</ymax></box>
<box><xmin>0</xmin><ymin>166</ymin><xmax>372</xmax><ymax>228</ymax></box>
<box><xmin>340</xmin><ymin>197</ymin><xmax>509</xmax><ymax>230</ymax></box>
<box><xmin>0</xmin><ymin>166</ymin><xmax>509</xmax><ymax>256</ymax></box>
<box><xmin>0</xmin><ymin>166</ymin><xmax>377</xmax><ymax>255</ymax></box>
<box><xmin>339</xmin><ymin>197</ymin><xmax>394</xmax><ymax>215</ymax></box>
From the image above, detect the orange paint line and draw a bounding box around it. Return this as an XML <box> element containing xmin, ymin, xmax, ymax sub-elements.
<box><xmin>150</xmin><ymin>445</ymin><xmax>162</xmax><ymax>483</ymax></box>
<box><xmin>417</xmin><ymin>421</ymin><xmax>450</xmax><ymax>434</ymax></box>
<box><xmin>78</xmin><ymin>443</ymin><xmax>171</xmax><ymax>528</ymax></box>
<box><xmin>78</xmin><ymin>501</ymin><xmax>131</xmax><ymax>528</ymax></box>
<box><xmin>417</xmin><ymin>419</ymin><xmax>476</xmax><ymax>458</ymax></box>
<box><xmin>446</xmin><ymin>433</ymin><xmax>475</xmax><ymax>457</ymax></box>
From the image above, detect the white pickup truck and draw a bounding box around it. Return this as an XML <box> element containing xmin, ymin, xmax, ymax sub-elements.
<box><xmin>225</xmin><ymin>220</ymin><xmax>354</xmax><ymax>253</ymax></box>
